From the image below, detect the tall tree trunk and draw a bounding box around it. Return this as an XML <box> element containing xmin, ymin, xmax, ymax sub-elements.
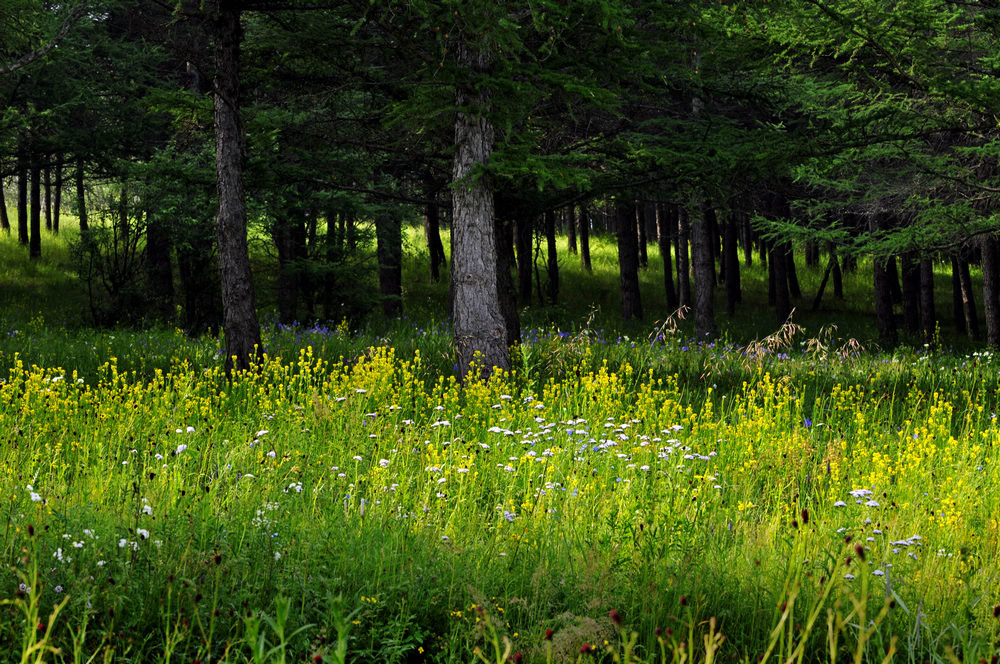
<box><xmin>29</xmin><ymin>152</ymin><xmax>41</xmax><ymax>259</ymax></box>
<box><xmin>723</xmin><ymin>213</ymin><xmax>740</xmax><ymax>315</ymax></box>
<box><xmin>566</xmin><ymin>204</ymin><xmax>577</xmax><ymax>254</ymax></box>
<box><xmin>637</xmin><ymin>203</ymin><xmax>648</xmax><ymax>269</ymax></box>
<box><xmin>655</xmin><ymin>203</ymin><xmax>678</xmax><ymax>309</ymax></box>
<box><xmin>43</xmin><ymin>163</ymin><xmax>52</xmax><ymax>232</ymax></box>
<box><xmin>451</xmin><ymin>42</ymin><xmax>509</xmax><ymax>379</ymax></box>
<box><xmin>690</xmin><ymin>199</ymin><xmax>718</xmax><ymax>339</ymax></box>
<box><xmin>832</xmin><ymin>244</ymin><xmax>843</xmax><ymax>298</ymax></box>
<box><xmin>75</xmin><ymin>157</ymin><xmax>88</xmax><ymax>232</ymax></box>
<box><xmin>425</xmin><ymin>201</ymin><xmax>446</xmax><ymax>282</ymax></box>
<box><xmin>52</xmin><ymin>158</ymin><xmax>62</xmax><ymax>233</ymax></box>
<box><xmin>494</xmin><ymin>215</ymin><xmax>520</xmax><ymax>350</ymax></box>
<box><xmin>982</xmin><ymin>237</ymin><xmax>1000</xmax><ymax>347</ymax></box>
<box><xmin>784</xmin><ymin>243</ymin><xmax>800</xmax><ymax>298</ymax></box>
<box><xmin>955</xmin><ymin>254</ymin><xmax>979</xmax><ymax>339</ymax></box>
<box><xmin>771</xmin><ymin>242</ymin><xmax>791</xmax><ymax>322</ymax></box>
<box><xmin>741</xmin><ymin>213</ymin><xmax>753</xmax><ymax>267</ymax></box>
<box><xmin>146</xmin><ymin>212</ymin><xmax>175</xmax><ymax>321</ymax></box>
<box><xmin>17</xmin><ymin>143</ymin><xmax>28</xmax><ymax>244</ymax></box>
<box><xmin>901</xmin><ymin>253</ymin><xmax>921</xmax><ymax>336</ymax></box>
<box><xmin>515</xmin><ymin>215</ymin><xmax>533</xmax><ymax>303</ymax></box>
<box><xmin>617</xmin><ymin>201</ymin><xmax>643</xmax><ymax>321</ymax></box>
<box><xmin>676</xmin><ymin>204</ymin><xmax>692</xmax><ymax>309</ymax></box>
<box><xmin>873</xmin><ymin>257</ymin><xmax>898</xmax><ymax>347</ymax></box>
<box><xmin>705</xmin><ymin>206</ymin><xmax>718</xmax><ymax>288</ymax></box>
<box><xmin>375</xmin><ymin>210</ymin><xmax>402</xmax><ymax>318</ymax></box>
<box><xmin>579</xmin><ymin>205</ymin><xmax>591</xmax><ymax>272</ymax></box>
<box><xmin>545</xmin><ymin>209</ymin><xmax>559</xmax><ymax>303</ymax></box>
<box><xmin>213</xmin><ymin>0</ymin><xmax>262</xmax><ymax>373</ymax></box>
<box><xmin>920</xmin><ymin>258</ymin><xmax>935</xmax><ymax>344</ymax></box>
<box><xmin>952</xmin><ymin>256</ymin><xmax>966</xmax><ymax>335</ymax></box>
<box><xmin>886</xmin><ymin>255</ymin><xmax>903</xmax><ymax>304</ymax></box>
<box><xmin>0</xmin><ymin>173</ymin><xmax>9</xmax><ymax>232</ymax></box>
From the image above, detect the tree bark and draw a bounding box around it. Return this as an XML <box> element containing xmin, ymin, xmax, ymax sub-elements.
<box><xmin>52</xmin><ymin>158</ymin><xmax>62</xmax><ymax>233</ymax></box>
<box><xmin>982</xmin><ymin>237</ymin><xmax>1000</xmax><ymax>347</ymax></box>
<box><xmin>832</xmin><ymin>243</ymin><xmax>843</xmax><ymax>298</ymax></box>
<box><xmin>451</xmin><ymin>42</ymin><xmax>509</xmax><ymax>379</ymax></box>
<box><xmin>29</xmin><ymin>152</ymin><xmax>41</xmax><ymax>259</ymax></box>
<box><xmin>723</xmin><ymin>213</ymin><xmax>741</xmax><ymax>315</ymax></box>
<box><xmin>213</xmin><ymin>0</ymin><xmax>262</xmax><ymax>373</ymax></box>
<box><xmin>494</xmin><ymin>215</ymin><xmax>520</xmax><ymax>350</ymax></box>
<box><xmin>0</xmin><ymin>173</ymin><xmax>9</xmax><ymax>232</ymax></box>
<box><xmin>784</xmin><ymin>243</ymin><xmax>800</xmax><ymax>299</ymax></box>
<box><xmin>43</xmin><ymin>163</ymin><xmax>52</xmax><ymax>232</ymax></box>
<box><xmin>920</xmin><ymin>258</ymin><xmax>935</xmax><ymax>344</ymax></box>
<box><xmin>425</xmin><ymin>200</ymin><xmax>446</xmax><ymax>282</ymax></box>
<box><xmin>376</xmin><ymin>210</ymin><xmax>403</xmax><ymax>318</ymax></box>
<box><xmin>901</xmin><ymin>253</ymin><xmax>921</xmax><ymax>336</ymax></box>
<box><xmin>515</xmin><ymin>215</ymin><xmax>533</xmax><ymax>303</ymax></box>
<box><xmin>955</xmin><ymin>254</ymin><xmax>979</xmax><ymax>339</ymax></box>
<box><xmin>690</xmin><ymin>199</ymin><xmax>718</xmax><ymax>339</ymax></box>
<box><xmin>771</xmin><ymin>242</ymin><xmax>791</xmax><ymax>323</ymax></box>
<box><xmin>275</xmin><ymin>214</ymin><xmax>298</xmax><ymax>324</ymax></box>
<box><xmin>741</xmin><ymin>213</ymin><xmax>753</xmax><ymax>267</ymax></box>
<box><xmin>637</xmin><ymin>203</ymin><xmax>648</xmax><ymax>269</ymax></box>
<box><xmin>873</xmin><ymin>257</ymin><xmax>898</xmax><ymax>347</ymax></box>
<box><xmin>17</xmin><ymin>143</ymin><xmax>28</xmax><ymax>244</ymax></box>
<box><xmin>75</xmin><ymin>157</ymin><xmax>88</xmax><ymax>232</ymax></box>
<box><xmin>545</xmin><ymin>209</ymin><xmax>558</xmax><ymax>304</ymax></box>
<box><xmin>676</xmin><ymin>204</ymin><xmax>692</xmax><ymax>309</ymax></box>
<box><xmin>566</xmin><ymin>204</ymin><xmax>577</xmax><ymax>254</ymax></box>
<box><xmin>655</xmin><ymin>202</ymin><xmax>678</xmax><ymax>309</ymax></box>
<box><xmin>617</xmin><ymin>201</ymin><xmax>643</xmax><ymax>321</ymax></box>
<box><xmin>579</xmin><ymin>204</ymin><xmax>591</xmax><ymax>272</ymax></box>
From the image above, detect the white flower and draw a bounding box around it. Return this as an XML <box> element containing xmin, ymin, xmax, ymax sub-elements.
<box><xmin>175</xmin><ymin>444</ymin><xmax>188</xmax><ymax>455</ymax></box>
<box><xmin>137</xmin><ymin>529</ymin><xmax>149</xmax><ymax>539</ymax></box>
<box><xmin>274</xmin><ymin>551</ymin><xmax>282</xmax><ymax>560</ymax></box>
<box><xmin>379</xmin><ymin>459</ymin><xmax>390</xmax><ymax>468</ymax></box>
<box><xmin>267</xmin><ymin>450</ymin><xmax>276</xmax><ymax>458</ymax></box>
<box><xmin>118</xmin><ymin>538</ymin><xmax>128</xmax><ymax>548</ymax></box>
<box><xmin>186</xmin><ymin>426</ymin><xmax>195</xmax><ymax>433</ymax></box>
<box><xmin>141</xmin><ymin>505</ymin><xmax>153</xmax><ymax>515</ymax></box>
<box><xmin>872</xmin><ymin>570</ymin><xmax>885</xmax><ymax>576</ymax></box>
<box><xmin>353</xmin><ymin>455</ymin><xmax>363</xmax><ymax>461</ymax></box>
<box><xmin>256</xmin><ymin>430</ymin><xmax>269</xmax><ymax>437</ymax></box>
<box><xmin>864</xmin><ymin>500</ymin><xmax>880</xmax><ymax>507</ymax></box>
<box><xmin>54</xmin><ymin>585</ymin><xmax>64</xmax><ymax>593</ymax></box>
<box><xmin>30</xmin><ymin>491</ymin><xmax>42</xmax><ymax>502</ymax></box>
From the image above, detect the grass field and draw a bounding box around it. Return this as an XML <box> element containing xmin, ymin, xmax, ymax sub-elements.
<box><xmin>1</xmin><ymin>219</ymin><xmax>999</xmax><ymax>663</ymax></box>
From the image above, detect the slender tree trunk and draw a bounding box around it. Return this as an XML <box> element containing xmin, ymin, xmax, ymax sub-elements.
<box><xmin>771</xmin><ymin>242</ymin><xmax>790</xmax><ymax>322</ymax></box>
<box><xmin>43</xmin><ymin>163</ymin><xmax>52</xmax><ymax>232</ymax></box>
<box><xmin>952</xmin><ymin>257</ymin><xmax>966</xmax><ymax>335</ymax></box>
<box><xmin>811</xmin><ymin>253</ymin><xmax>837</xmax><ymax>311</ymax></box>
<box><xmin>451</xmin><ymin>42</ymin><xmax>508</xmax><ymax>379</ymax></box>
<box><xmin>901</xmin><ymin>253</ymin><xmax>921</xmax><ymax>336</ymax></box>
<box><xmin>376</xmin><ymin>211</ymin><xmax>403</xmax><ymax>318</ymax></box>
<box><xmin>655</xmin><ymin>203</ymin><xmax>677</xmax><ymax>309</ymax></box>
<box><xmin>920</xmin><ymin>258</ymin><xmax>935</xmax><ymax>344</ymax></box>
<box><xmin>705</xmin><ymin>206</ymin><xmax>718</xmax><ymax>288</ymax></box>
<box><xmin>213</xmin><ymin>0</ymin><xmax>262</xmax><ymax>373</ymax></box>
<box><xmin>494</xmin><ymin>215</ymin><xmax>520</xmax><ymax>350</ymax></box>
<box><xmin>676</xmin><ymin>204</ymin><xmax>692</xmax><ymax>309</ymax></box>
<box><xmin>0</xmin><ymin>173</ymin><xmax>9</xmax><ymax>232</ymax></box>
<box><xmin>515</xmin><ymin>215</ymin><xmax>533</xmax><ymax>303</ymax></box>
<box><xmin>873</xmin><ymin>257</ymin><xmax>898</xmax><ymax>347</ymax></box>
<box><xmin>982</xmin><ymin>237</ymin><xmax>1000</xmax><ymax>347</ymax></box>
<box><xmin>955</xmin><ymin>254</ymin><xmax>979</xmax><ymax>339</ymax></box>
<box><xmin>75</xmin><ymin>157</ymin><xmax>88</xmax><ymax>231</ymax></box>
<box><xmin>831</xmin><ymin>243</ymin><xmax>843</xmax><ymax>298</ymax></box>
<box><xmin>566</xmin><ymin>204</ymin><xmax>577</xmax><ymax>254</ymax></box>
<box><xmin>579</xmin><ymin>205</ymin><xmax>591</xmax><ymax>272</ymax></box>
<box><xmin>690</xmin><ymin>199</ymin><xmax>718</xmax><ymax>339</ymax></box>
<box><xmin>637</xmin><ymin>203</ymin><xmax>648</xmax><ymax>269</ymax></box>
<box><xmin>784</xmin><ymin>243</ymin><xmax>800</xmax><ymax>298</ymax></box>
<box><xmin>741</xmin><ymin>213</ymin><xmax>753</xmax><ymax>267</ymax></box>
<box><xmin>545</xmin><ymin>208</ymin><xmax>558</xmax><ymax>304</ymax></box>
<box><xmin>617</xmin><ymin>201</ymin><xmax>643</xmax><ymax>321</ymax></box>
<box><xmin>29</xmin><ymin>152</ymin><xmax>41</xmax><ymax>259</ymax></box>
<box><xmin>17</xmin><ymin>144</ymin><xmax>28</xmax><ymax>244</ymax></box>
<box><xmin>886</xmin><ymin>255</ymin><xmax>903</xmax><ymax>304</ymax></box>
<box><xmin>723</xmin><ymin>213</ymin><xmax>740</xmax><ymax>315</ymax></box>
<box><xmin>52</xmin><ymin>158</ymin><xmax>62</xmax><ymax>233</ymax></box>
<box><xmin>425</xmin><ymin>201</ymin><xmax>446</xmax><ymax>282</ymax></box>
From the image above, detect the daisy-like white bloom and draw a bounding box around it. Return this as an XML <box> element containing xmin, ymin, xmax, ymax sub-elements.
<box><xmin>137</xmin><ymin>529</ymin><xmax>149</xmax><ymax>540</ymax></box>
<box><xmin>175</xmin><ymin>444</ymin><xmax>188</xmax><ymax>455</ymax></box>
<box><xmin>378</xmin><ymin>459</ymin><xmax>390</xmax><ymax>468</ymax></box>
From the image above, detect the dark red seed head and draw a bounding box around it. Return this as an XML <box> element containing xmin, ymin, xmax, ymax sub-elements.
<box><xmin>854</xmin><ymin>544</ymin><xmax>866</xmax><ymax>561</ymax></box>
<box><xmin>679</xmin><ymin>595</ymin><xmax>688</xmax><ymax>606</ymax></box>
<box><xmin>512</xmin><ymin>653</ymin><xmax>523</xmax><ymax>664</ymax></box>
<box><xmin>27</xmin><ymin>524</ymin><xmax>34</xmax><ymax>537</ymax></box>
<box><xmin>654</xmin><ymin>627</ymin><xmax>662</xmax><ymax>637</ymax></box>
<box><xmin>545</xmin><ymin>629</ymin><xmax>554</xmax><ymax>641</ymax></box>
<box><xmin>780</xmin><ymin>602</ymin><xmax>787</xmax><ymax>612</ymax></box>
<box><xmin>313</xmin><ymin>657</ymin><xmax>322</xmax><ymax>664</ymax></box>
<box><xmin>993</xmin><ymin>605</ymin><xmax>1000</xmax><ymax>618</ymax></box>
<box><xmin>580</xmin><ymin>644</ymin><xmax>592</xmax><ymax>654</ymax></box>
<box><xmin>214</xmin><ymin>554</ymin><xmax>222</xmax><ymax>565</ymax></box>
<box><xmin>844</xmin><ymin>534</ymin><xmax>852</xmax><ymax>544</ymax></box>
<box><xmin>801</xmin><ymin>508</ymin><xmax>809</xmax><ymax>525</ymax></box>
<box><xmin>791</xmin><ymin>519</ymin><xmax>798</xmax><ymax>529</ymax></box>
<box><xmin>37</xmin><ymin>623</ymin><xmax>45</xmax><ymax>631</ymax></box>
<box><xmin>609</xmin><ymin>609</ymin><xmax>622</xmax><ymax>626</ymax></box>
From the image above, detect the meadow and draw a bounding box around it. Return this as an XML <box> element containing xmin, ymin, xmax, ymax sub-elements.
<box><xmin>1</xmin><ymin>222</ymin><xmax>1000</xmax><ymax>663</ymax></box>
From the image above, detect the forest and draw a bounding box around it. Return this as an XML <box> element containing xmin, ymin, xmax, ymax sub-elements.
<box><xmin>3</xmin><ymin>1</ymin><xmax>1000</xmax><ymax>663</ymax></box>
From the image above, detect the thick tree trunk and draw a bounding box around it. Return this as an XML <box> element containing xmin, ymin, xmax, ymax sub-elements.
<box><xmin>901</xmin><ymin>253</ymin><xmax>921</xmax><ymax>336</ymax></box>
<box><xmin>655</xmin><ymin>203</ymin><xmax>678</xmax><ymax>309</ymax></box>
<box><xmin>566</xmin><ymin>205</ymin><xmax>577</xmax><ymax>254</ymax></box>
<box><xmin>579</xmin><ymin>205</ymin><xmax>591</xmax><ymax>272</ymax></box>
<box><xmin>43</xmin><ymin>163</ymin><xmax>52</xmax><ymax>232</ymax></box>
<box><xmin>425</xmin><ymin>201</ymin><xmax>446</xmax><ymax>282</ymax></box>
<box><xmin>873</xmin><ymin>257</ymin><xmax>898</xmax><ymax>347</ymax></box>
<box><xmin>0</xmin><ymin>173</ymin><xmax>9</xmax><ymax>231</ymax></box>
<box><xmin>29</xmin><ymin>152</ymin><xmax>41</xmax><ymax>259</ymax></box>
<box><xmin>771</xmin><ymin>242</ymin><xmax>791</xmax><ymax>323</ymax></box>
<box><xmin>376</xmin><ymin>211</ymin><xmax>403</xmax><ymax>318</ymax></box>
<box><xmin>690</xmin><ymin>199</ymin><xmax>718</xmax><ymax>340</ymax></box>
<box><xmin>52</xmin><ymin>158</ymin><xmax>62</xmax><ymax>233</ymax></box>
<box><xmin>213</xmin><ymin>0</ymin><xmax>262</xmax><ymax>373</ymax></box>
<box><xmin>723</xmin><ymin>213</ymin><xmax>740</xmax><ymax>316</ymax></box>
<box><xmin>515</xmin><ymin>215</ymin><xmax>533</xmax><ymax>303</ymax></box>
<box><xmin>17</xmin><ymin>144</ymin><xmax>28</xmax><ymax>244</ymax></box>
<box><xmin>886</xmin><ymin>255</ymin><xmax>903</xmax><ymax>304</ymax></box>
<box><xmin>452</xmin><ymin>43</ymin><xmax>509</xmax><ymax>379</ymax></box>
<box><xmin>544</xmin><ymin>209</ymin><xmax>558</xmax><ymax>304</ymax></box>
<box><xmin>617</xmin><ymin>201</ymin><xmax>643</xmax><ymax>321</ymax></box>
<box><xmin>494</xmin><ymin>215</ymin><xmax>520</xmax><ymax>350</ymax></box>
<box><xmin>920</xmin><ymin>258</ymin><xmax>935</xmax><ymax>344</ymax></box>
<box><xmin>676</xmin><ymin>204</ymin><xmax>692</xmax><ymax>309</ymax></box>
<box><xmin>705</xmin><ymin>206</ymin><xmax>718</xmax><ymax>288</ymax></box>
<box><xmin>982</xmin><ymin>237</ymin><xmax>1000</xmax><ymax>347</ymax></box>
<box><xmin>75</xmin><ymin>157</ymin><xmax>88</xmax><ymax>232</ymax></box>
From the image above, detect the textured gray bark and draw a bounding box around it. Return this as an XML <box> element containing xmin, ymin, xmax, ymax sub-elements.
<box><xmin>213</xmin><ymin>0</ymin><xmax>262</xmax><ymax>373</ymax></box>
<box><xmin>689</xmin><ymin>200</ymin><xmax>717</xmax><ymax>340</ymax></box>
<box><xmin>452</xmin><ymin>43</ymin><xmax>509</xmax><ymax>379</ymax></box>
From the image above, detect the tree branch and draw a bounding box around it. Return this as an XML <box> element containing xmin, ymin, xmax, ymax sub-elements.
<box><xmin>0</xmin><ymin>2</ymin><xmax>88</xmax><ymax>76</ymax></box>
